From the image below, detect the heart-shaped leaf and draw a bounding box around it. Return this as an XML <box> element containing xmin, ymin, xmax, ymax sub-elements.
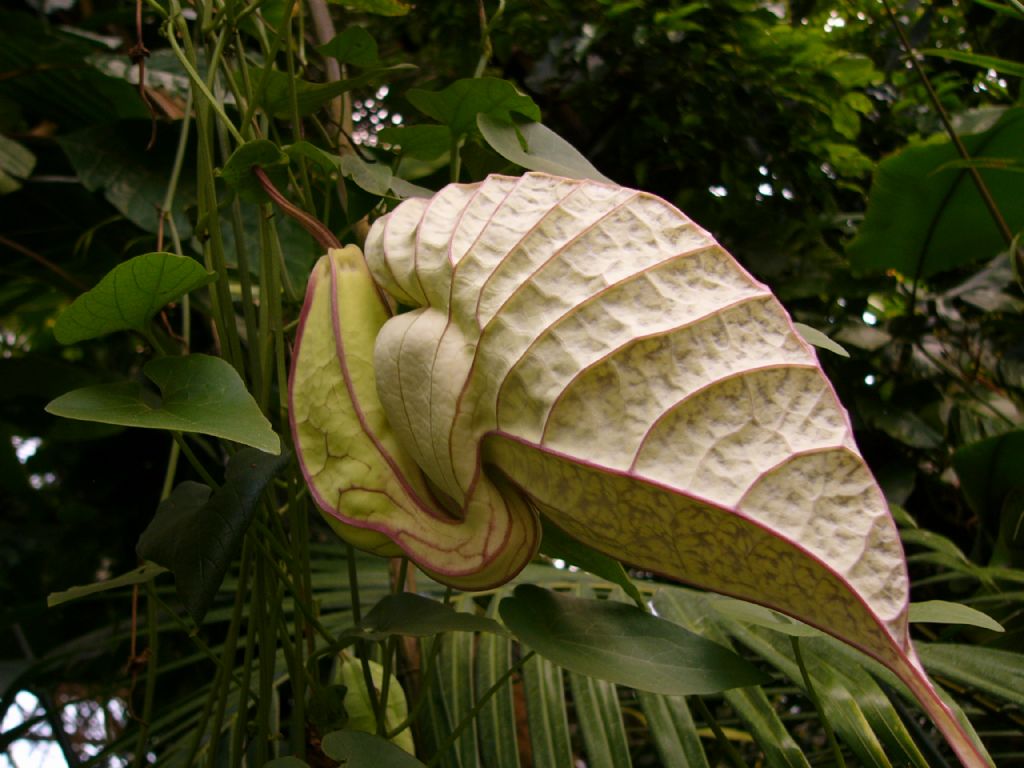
<box><xmin>477</xmin><ymin>114</ymin><xmax>612</xmax><ymax>184</ymax></box>
<box><xmin>53</xmin><ymin>252</ymin><xmax>214</xmax><ymax>344</ymax></box>
<box><xmin>47</xmin><ymin>354</ymin><xmax>280</xmax><ymax>454</ymax></box>
<box><xmin>407</xmin><ymin>77</ymin><xmax>540</xmax><ymax>139</ymax></box>
<box><xmin>847</xmin><ymin>106</ymin><xmax>1024</xmax><ymax>278</ymax></box>
<box><xmin>136</xmin><ymin>447</ymin><xmax>290</xmax><ymax>622</ymax></box>
<box><xmin>317</xmin><ymin>26</ymin><xmax>381</xmax><ymax>68</ymax></box>
<box><xmin>291</xmin><ymin>173</ymin><xmax>992</xmax><ymax>766</ymax></box>
<box><xmin>500</xmin><ymin>585</ymin><xmax>768</xmax><ymax>695</ymax></box>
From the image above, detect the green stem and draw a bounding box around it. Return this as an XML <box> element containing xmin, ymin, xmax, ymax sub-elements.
<box><xmin>172</xmin><ymin>433</ymin><xmax>219</xmax><ymax>488</ymax></box>
<box><xmin>131</xmin><ymin>583</ymin><xmax>160</xmax><ymax>767</ymax></box>
<box><xmin>692</xmin><ymin>696</ymin><xmax>747</xmax><ymax>768</ymax></box>
<box><xmin>250</xmin><ymin>526</ymin><xmax>336</xmax><ymax>645</ymax></box>
<box><xmin>790</xmin><ymin>636</ymin><xmax>846</xmax><ymax>768</ymax></box>
<box><xmin>880</xmin><ymin>0</ymin><xmax>1018</xmax><ymax>289</ymax></box>
<box><xmin>165</xmin><ymin>16</ymin><xmax>244</xmax><ymax>144</ymax></box>
<box><xmin>205</xmin><ymin>538</ymin><xmax>253</xmax><ymax>767</ymax></box>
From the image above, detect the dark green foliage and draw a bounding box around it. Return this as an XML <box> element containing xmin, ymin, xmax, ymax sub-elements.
<box><xmin>0</xmin><ymin>0</ymin><xmax>1021</xmax><ymax>765</ymax></box>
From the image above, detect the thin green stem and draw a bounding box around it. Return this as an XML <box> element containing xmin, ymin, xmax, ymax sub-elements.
<box><xmin>880</xmin><ymin>0</ymin><xmax>1018</xmax><ymax>294</ymax></box>
<box><xmin>790</xmin><ymin>636</ymin><xmax>846</xmax><ymax>768</ymax></box>
<box><xmin>205</xmin><ymin>538</ymin><xmax>253</xmax><ymax>767</ymax></box>
<box><xmin>131</xmin><ymin>582</ymin><xmax>160</xmax><ymax>767</ymax></box>
<box><xmin>172</xmin><ymin>433</ymin><xmax>219</xmax><ymax>488</ymax></box>
<box><xmin>692</xmin><ymin>696</ymin><xmax>747</xmax><ymax>768</ymax></box>
<box><xmin>250</xmin><ymin>526</ymin><xmax>337</xmax><ymax>645</ymax></box>
<box><xmin>165</xmin><ymin>16</ymin><xmax>244</xmax><ymax>144</ymax></box>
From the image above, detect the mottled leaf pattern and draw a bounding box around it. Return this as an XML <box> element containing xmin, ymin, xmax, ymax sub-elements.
<box><xmin>290</xmin><ymin>173</ymin><xmax>991</xmax><ymax>767</ymax></box>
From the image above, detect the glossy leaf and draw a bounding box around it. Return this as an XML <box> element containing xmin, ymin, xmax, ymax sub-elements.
<box><xmin>500</xmin><ymin>585</ymin><xmax>768</xmax><ymax>695</ymax></box>
<box><xmin>292</xmin><ymin>172</ymin><xmax>991</xmax><ymax>765</ymax></box>
<box><xmin>848</xmin><ymin>107</ymin><xmax>1024</xmax><ymax>278</ymax></box>
<box><xmin>47</xmin><ymin>354</ymin><xmax>280</xmax><ymax>454</ymax></box>
<box><xmin>136</xmin><ymin>448</ymin><xmax>289</xmax><ymax>622</ymax></box>
<box><xmin>477</xmin><ymin>114</ymin><xmax>612</xmax><ymax>183</ymax></box>
<box><xmin>53</xmin><ymin>252</ymin><xmax>214</xmax><ymax>344</ymax></box>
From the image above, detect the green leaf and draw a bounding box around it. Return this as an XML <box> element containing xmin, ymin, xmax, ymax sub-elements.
<box><xmin>317</xmin><ymin>26</ymin><xmax>381</xmax><ymax>68</ymax></box>
<box><xmin>0</xmin><ymin>133</ymin><xmax>35</xmax><ymax>194</ymax></box>
<box><xmin>254</xmin><ymin>64</ymin><xmax>416</xmax><ymax>118</ymax></box>
<box><xmin>307</xmin><ymin>684</ymin><xmax>349</xmax><ymax>733</ymax></box>
<box><xmin>477</xmin><ymin>115</ymin><xmax>612</xmax><ymax>183</ymax></box>
<box><xmin>294</xmin><ymin>174</ymin><xmax>991</xmax><ymax>765</ymax></box>
<box><xmin>500</xmin><ymin>585</ymin><xmax>769</xmax><ymax>695</ymax></box>
<box><xmin>922</xmin><ymin>48</ymin><xmax>1024</xmax><ymax>79</ymax></box>
<box><xmin>848</xmin><ymin>107</ymin><xmax>1024</xmax><ymax>277</ymax></box>
<box><xmin>285</xmin><ymin>140</ymin><xmax>342</xmax><ymax>175</ymax></box>
<box><xmin>653</xmin><ymin>589</ymin><xmax>812</xmax><ymax>768</ymax></box>
<box><xmin>263</xmin><ymin>758</ymin><xmax>311</xmax><ymax>767</ymax></box>
<box><xmin>521</xmin><ymin>651</ymin><xmax>572</xmax><ymax>768</ymax></box>
<box><xmin>539</xmin><ymin>518</ymin><xmax>645</xmax><ymax>608</ymax></box>
<box><xmin>475</xmin><ymin>592</ymin><xmax>521</xmax><ymax>768</ymax></box>
<box><xmin>136</xmin><ymin>448</ymin><xmax>289</xmax><ymax>623</ymax></box>
<box><xmin>53</xmin><ymin>252</ymin><xmax>214</xmax><ymax>344</ymax></box>
<box><xmin>321</xmin><ymin>730</ymin><xmax>425</xmax><ymax>767</ymax></box>
<box><xmin>337</xmin><ymin>656</ymin><xmax>414</xmax><ymax>754</ymax></box>
<box><xmin>341</xmin><ymin>154</ymin><xmax>392</xmax><ymax>197</ymax></box>
<box><xmin>708</xmin><ymin>596</ymin><xmax>821</xmax><ymax>637</ymax></box>
<box><xmin>953</xmin><ymin>430</ymin><xmax>1024</xmax><ymax>519</ymax></box>
<box><xmin>47</xmin><ymin>562</ymin><xmax>168</xmax><ymax>608</ymax></box>
<box><xmin>917</xmin><ymin>644</ymin><xmax>1024</xmax><ymax>708</ymax></box>
<box><xmin>46</xmin><ymin>354</ymin><xmax>281</xmax><ymax>454</ymax></box>
<box><xmin>326</xmin><ymin>0</ymin><xmax>411</xmax><ymax>15</ymax></box>
<box><xmin>407</xmin><ymin>78</ymin><xmax>540</xmax><ymax>138</ymax></box>
<box><xmin>58</xmin><ymin>122</ymin><xmax>195</xmax><ymax>237</ymax></box>
<box><xmin>219</xmin><ymin>139</ymin><xmax>289</xmax><ymax>202</ymax></box>
<box><xmin>635</xmin><ymin>692</ymin><xmax>710</xmax><ymax>768</ymax></box>
<box><xmin>354</xmin><ymin>592</ymin><xmax>507</xmax><ymax>640</ymax></box>
<box><xmin>909</xmin><ymin>601</ymin><xmax>1004</xmax><ymax>632</ymax></box>
<box><xmin>792</xmin><ymin>322</ymin><xmax>850</xmax><ymax>358</ymax></box>
<box><xmin>378</xmin><ymin>125</ymin><xmax>452</xmax><ymax>161</ymax></box>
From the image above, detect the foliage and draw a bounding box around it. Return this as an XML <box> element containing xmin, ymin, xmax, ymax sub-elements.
<box><xmin>0</xmin><ymin>0</ymin><xmax>1022</xmax><ymax>767</ymax></box>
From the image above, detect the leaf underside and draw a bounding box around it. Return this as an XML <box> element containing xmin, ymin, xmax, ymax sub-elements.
<box><xmin>290</xmin><ymin>173</ymin><xmax>991</xmax><ymax>766</ymax></box>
